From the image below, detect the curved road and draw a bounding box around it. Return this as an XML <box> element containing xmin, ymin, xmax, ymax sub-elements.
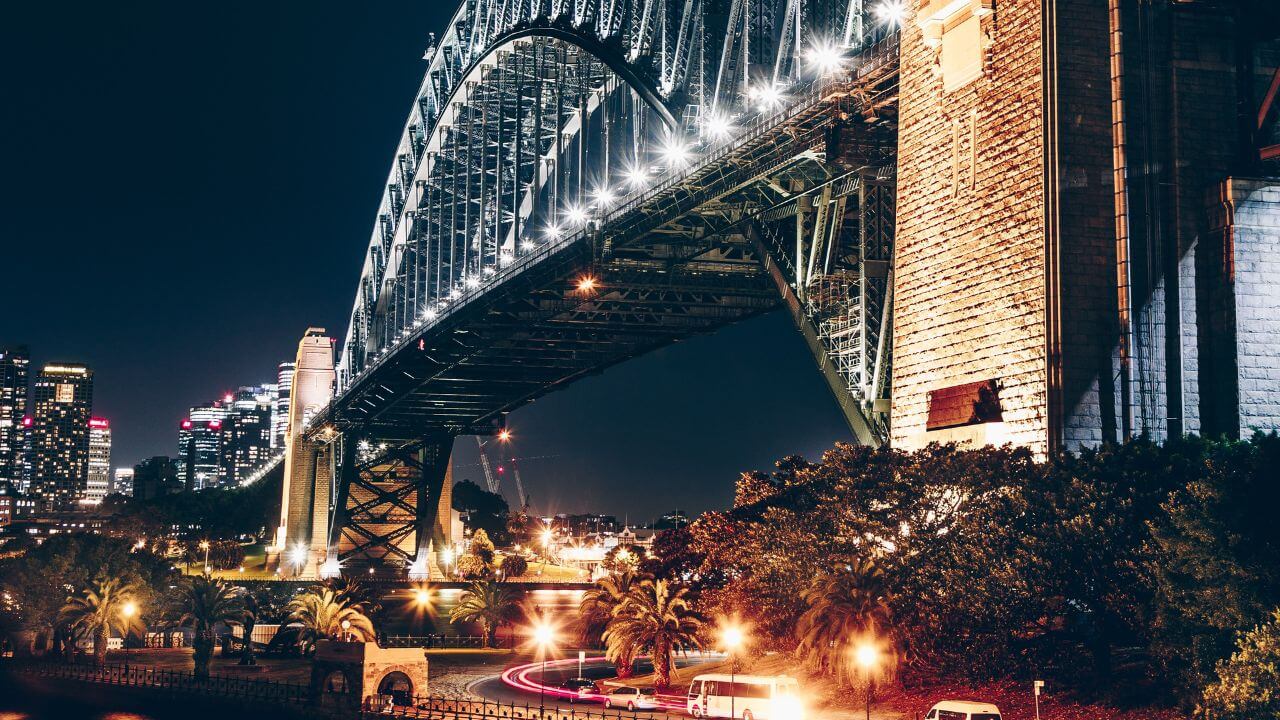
<box><xmin>470</xmin><ymin>655</ymin><xmax>720</xmax><ymax>717</ymax></box>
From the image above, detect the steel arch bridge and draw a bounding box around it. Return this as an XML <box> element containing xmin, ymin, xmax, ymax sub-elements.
<box><xmin>275</xmin><ymin>0</ymin><xmax>901</xmax><ymax>578</ymax></box>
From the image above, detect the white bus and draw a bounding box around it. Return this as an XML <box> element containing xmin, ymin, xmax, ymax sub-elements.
<box><xmin>686</xmin><ymin>674</ymin><xmax>803</xmax><ymax>720</ymax></box>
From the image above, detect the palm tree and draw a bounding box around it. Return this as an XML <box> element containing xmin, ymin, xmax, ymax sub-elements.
<box><xmin>603</xmin><ymin>579</ymin><xmax>702</xmax><ymax>688</ymax></box>
<box><xmin>794</xmin><ymin>558</ymin><xmax>896</xmax><ymax>685</ymax></box>
<box><xmin>287</xmin><ymin>589</ymin><xmax>376</xmax><ymax>644</ymax></box>
<box><xmin>59</xmin><ymin>577</ymin><xmax>143</xmax><ymax>665</ymax></box>
<box><xmin>449</xmin><ymin>580</ymin><xmax>518</xmax><ymax>647</ymax></box>
<box><xmin>165</xmin><ymin>574</ymin><xmax>246</xmax><ymax>679</ymax></box>
<box><xmin>578</xmin><ymin>569</ymin><xmax>639</xmax><ymax>648</ymax></box>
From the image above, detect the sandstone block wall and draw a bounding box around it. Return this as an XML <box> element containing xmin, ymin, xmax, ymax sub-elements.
<box><xmin>892</xmin><ymin>0</ymin><xmax>1049</xmax><ymax>452</ymax></box>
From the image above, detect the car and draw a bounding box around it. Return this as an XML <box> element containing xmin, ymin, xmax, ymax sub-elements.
<box><xmin>558</xmin><ymin>677</ymin><xmax>598</xmax><ymax>703</ymax></box>
<box><xmin>260</xmin><ymin>625</ymin><xmax>316</xmax><ymax>658</ymax></box>
<box><xmin>603</xmin><ymin>686</ymin><xmax>660</xmax><ymax>711</ymax></box>
<box><xmin>924</xmin><ymin>700</ymin><xmax>1002</xmax><ymax>720</ymax></box>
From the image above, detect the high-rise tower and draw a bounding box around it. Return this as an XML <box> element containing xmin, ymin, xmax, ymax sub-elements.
<box><xmin>0</xmin><ymin>347</ymin><xmax>29</xmax><ymax>488</ymax></box>
<box><xmin>86</xmin><ymin>418</ymin><xmax>112</xmax><ymax>505</ymax></box>
<box><xmin>30</xmin><ymin>363</ymin><xmax>93</xmax><ymax>509</ymax></box>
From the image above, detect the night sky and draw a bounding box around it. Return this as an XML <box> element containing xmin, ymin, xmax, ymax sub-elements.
<box><xmin>2</xmin><ymin>2</ymin><xmax>851</xmax><ymax>521</ymax></box>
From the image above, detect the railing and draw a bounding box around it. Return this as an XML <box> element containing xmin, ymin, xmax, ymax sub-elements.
<box><xmin>1</xmin><ymin>658</ymin><xmax>690</xmax><ymax>720</ymax></box>
<box><xmin>379</xmin><ymin>634</ymin><xmax>515</xmax><ymax>650</ymax></box>
<box><xmin>362</xmin><ymin>694</ymin><xmax>689</xmax><ymax>720</ymax></box>
<box><xmin>5</xmin><ymin>659</ymin><xmax>312</xmax><ymax>706</ymax></box>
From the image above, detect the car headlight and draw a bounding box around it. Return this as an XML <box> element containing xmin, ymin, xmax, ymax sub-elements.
<box><xmin>772</xmin><ymin>695</ymin><xmax>804</xmax><ymax>720</ymax></box>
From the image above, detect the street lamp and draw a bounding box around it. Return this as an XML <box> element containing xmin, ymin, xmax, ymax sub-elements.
<box><xmin>341</xmin><ymin>619</ymin><xmax>352</xmax><ymax>642</ymax></box>
<box><xmin>853</xmin><ymin>642</ymin><xmax>880</xmax><ymax>720</ymax></box>
<box><xmin>199</xmin><ymin>540</ymin><xmax>211</xmax><ymax>575</ymax></box>
<box><xmin>532</xmin><ymin>620</ymin><xmax>556</xmax><ymax>714</ymax></box>
<box><xmin>121</xmin><ymin>601</ymin><xmax>138</xmax><ymax>670</ymax></box>
<box><xmin>722</xmin><ymin>624</ymin><xmax>745</xmax><ymax>719</ymax></box>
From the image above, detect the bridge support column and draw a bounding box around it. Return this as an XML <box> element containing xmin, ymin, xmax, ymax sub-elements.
<box><xmin>272</xmin><ymin>328</ymin><xmax>335</xmax><ymax>578</ymax></box>
<box><xmin>414</xmin><ymin>437</ymin><xmax>453</xmax><ymax>580</ymax></box>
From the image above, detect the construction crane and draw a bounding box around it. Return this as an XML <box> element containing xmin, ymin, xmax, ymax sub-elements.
<box><xmin>474</xmin><ymin>436</ymin><xmax>529</xmax><ymax>509</ymax></box>
<box><xmin>475</xmin><ymin>436</ymin><xmax>500</xmax><ymax>493</ymax></box>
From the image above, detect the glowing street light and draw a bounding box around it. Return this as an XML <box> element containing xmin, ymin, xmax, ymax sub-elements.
<box><xmin>121</xmin><ymin>601</ymin><xmax>139</xmax><ymax>669</ymax></box>
<box><xmin>498</xmin><ymin>428</ymin><xmax>512</xmax><ymax>442</ymax></box>
<box><xmin>545</xmin><ymin>224</ymin><xmax>563</xmax><ymax>240</ymax></box>
<box><xmin>465</xmin><ymin>275</ymin><xmax>482</xmax><ymax>289</ymax></box>
<box><xmin>441</xmin><ymin>546</ymin><xmax>455</xmax><ymax>577</ymax></box>
<box><xmin>531</xmin><ymin>619</ymin><xmax>557</xmax><ymax>713</ymax></box>
<box><xmin>414</xmin><ymin>588</ymin><xmax>432</xmax><ymax>607</ymax></box>
<box><xmin>199</xmin><ymin>540</ymin><xmax>211</xmax><ymax>575</ymax></box>
<box><xmin>721</xmin><ymin>624</ymin><xmax>746</xmax><ymax>719</ymax></box>
<box><xmin>576</xmin><ymin>276</ymin><xmax>597</xmax><ymax>293</ymax></box>
<box><xmin>341</xmin><ymin>618</ymin><xmax>352</xmax><ymax>641</ymax></box>
<box><xmin>289</xmin><ymin>543</ymin><xmax>308</xmax><ymax>571</ymax></box>
<box><xmin>853</xmin><ymin>642</ymin><xmax>881</xmax><ymax>720</ymax></box>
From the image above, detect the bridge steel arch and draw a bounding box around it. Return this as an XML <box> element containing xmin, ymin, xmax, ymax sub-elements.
<box><xmin>280</xmin><ymin>0</ymin><xmax>900</xmax><ymax>578</ymax></box>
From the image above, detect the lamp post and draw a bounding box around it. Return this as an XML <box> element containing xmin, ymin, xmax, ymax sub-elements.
<box><xmin>121</xmin><ymin>601</ymin><xmax>138</xmax><ymax>671</ymax></box>
<box><xmin>533</xmin><ymin>621</ymin><xmax>555</xmax><ymax>715</ymax></box>
<box><xmin>854</xmin><ymin>643</ymin><xmax>880</xmax><ymax>720</ymax></box>
<box><xmin>199</xmin><ymin>540</ymin><xmax>210</xmax><ymax>575</ymax></box>
<box><xmin>341</xmin><ymin>619</ymin><xmax>352</xmax><ymax>642</ymax></box>
<box><xmin>722</xmin><ymin>625</ymin><xmax>744</xmax><ymax>720</ymax></box>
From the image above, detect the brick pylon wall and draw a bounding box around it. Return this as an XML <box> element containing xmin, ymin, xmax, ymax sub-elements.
<box><xmin>891</xmin><ymin>0</ymin><xmax>1051</xmax><ymax>452</ymax></box>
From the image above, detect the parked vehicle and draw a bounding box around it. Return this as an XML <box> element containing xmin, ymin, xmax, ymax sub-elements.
<box><xmin>260</xmin><ymin>625</ymin><xmax>316</xmax><ymax>658</ymax></box>
<box><xmin>559</xmin><ymin>677</ymin><xmax>598</xmax><ymax>703</ymax></box>
<box><xmin>603</xmin><ymin>686</ymin><xmax>659</xmax><ymax>711</ymax></box>
<box><xmin>686</xmin><ymin>674</ymin><xmax>803</xmax><ymax>720</ymax></box>
<box><xmin>924</xmin><ymin>701</ymin><xmax>1002</xmax><ymax>720</ymax></box>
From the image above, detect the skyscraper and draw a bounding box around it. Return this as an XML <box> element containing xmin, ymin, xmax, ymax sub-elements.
<box><xmin>220</xmin><ymin>386</ymin><xmax>275</xmax><ymax>486</ymax></box>
<box><xmin>274</xmin><ymin>362</ymin><xmax>295</xmax><ymax>449</ymax></box>
<box><xmin>112</xmin><ymin>467</ymin><xmax>134</xmax><ymax>497</ymax></box>
<box><xmin>30</xmin><ymin>363</ymin><xmax>94</xmax><ymax>509</ymax></box>
<box><xmin>178</xmin><ymin>406</ymin><xmax>223</xmax><ymax>491</ymax></box>
<box><xmin>85</xmin><ymin>417</ymin><xmax>111</xmax><ymax>505</ymax></box>
<box><xmin>0</xmin><ymin>347</ymin><xmax>29</xmax><ymax>489</ymax></box>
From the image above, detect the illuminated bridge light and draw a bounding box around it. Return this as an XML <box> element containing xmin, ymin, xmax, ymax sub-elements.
<box><xmin>660</xmin><ymin>137</ymin><xmax>692</xmax><ymax>167</ymax></box>
<box><xmin>804</xmin><ymin>40</ymin><xmax>845</xmax><ymax>77</ymax></box>
<box><xmin>566</xmin><ymin>205</ymin><xmax>589</xmax><ymax>226</ymax></box>
<box><xmin>872</xmin><ymin>0</ymin><xmax>906</xmax><ymax>26</ymax></box>
<box><xmin>625</xmin><ymin>165</ymin><xmax>650</xmax><ymax>189</ymax></box>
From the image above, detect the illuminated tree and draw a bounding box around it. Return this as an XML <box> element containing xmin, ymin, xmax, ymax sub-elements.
<box><xmin>795</xmin><ymin>558</ymin><xmax>896</xmax><ymax>685</ymax></box>
<box><xmin>1199</xmin><ymin>609</ymin><xmax>1280</xmax><ymax>719</ymax></box>
<box><xmin>58</xmin><ymin>577</ymin><xmax>144</xmax><ymax>665</ymax></box>
<box><xmin>165</xmin><ymin>575</ymin><xmax>246</xmax><ymax>678</ymax></box>
<box><xmin>579</xmin><ymin>569</ymin><xmax>640</xmax><ymax>654</ymax></box>
<box><xmin>449</xmin><ymin>580</ymin><xmax>518</xmax><ymax>647</ymax></box>
<box><xmin>286</xmin><ymin>588</ymin><xmax>375</xmax><ymax>644</ymax></box>
<box><xmin>500</xmin><ymin>554</ymin><xmax>529</xmax><ymax>579</ymax></box>
<box><xmin>604</xmin><ymin>579</ymin><xmax>702</xmax><ymax>688</ymax></box>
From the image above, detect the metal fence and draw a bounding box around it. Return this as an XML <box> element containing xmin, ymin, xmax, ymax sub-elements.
<box><xmin>379</xmin><ymin>634</ymin><xmax>515</xmax><ymax>650</ymax></box>
<box><xmin>2</xmin><ymin>658</ymin><xmax>687</xmax><ymax>720</ymax></box>
<box><xmin>363</xmin><ymin>694</ymin><xmax>687</xmax><ymax>720</ymax></box>
<box><xmin>5</xmin><ymin>659</ymin><xmax>312</xmax><ymax>706</ymax></box>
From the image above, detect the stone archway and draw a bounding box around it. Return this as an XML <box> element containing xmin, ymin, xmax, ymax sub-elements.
<box><xmin>376</xmin><ymin>670</ymin><xmax>415</xmax><ymax>706</ymax></box>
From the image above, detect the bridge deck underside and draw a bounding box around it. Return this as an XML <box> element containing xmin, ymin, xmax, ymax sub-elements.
<box><xmin>323</xmin><ymin>238</ymin><xmax>778</xmax><ymax>442</ymax></box>
<box><xmin>316</xmin><ymin>50</ymin><xmax>897</xmax><ymax>446</ymax></box>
